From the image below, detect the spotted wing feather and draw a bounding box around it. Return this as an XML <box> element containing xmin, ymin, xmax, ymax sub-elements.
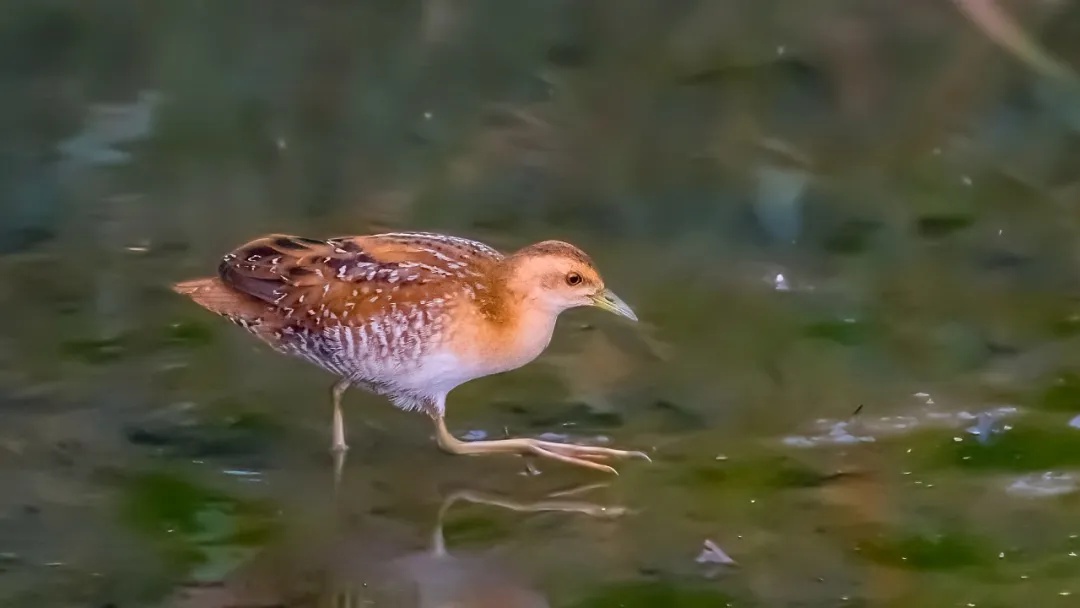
<box><xmin>217</xmin><ymin>232</ymin><xmax>502</xmax><ymax>331</ymax></box>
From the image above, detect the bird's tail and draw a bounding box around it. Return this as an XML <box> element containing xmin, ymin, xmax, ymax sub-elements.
<box><xmin>172</xmin><ymin>277</ymin><xmax>267</xmax><ymax>320</ymax></box>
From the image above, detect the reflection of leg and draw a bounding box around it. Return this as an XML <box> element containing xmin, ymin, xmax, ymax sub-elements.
<box><xmin>331</xmin><ymin>379</ymin><xmax>351</xmax><ymax>452</ymax></box>
<box><xmin>332</xmin><ymin>448</ymin><xmax>346</xmax><ymax>494</ymax></box>
<box><xmin>432</xmin><ymin>414</ymin><xmax>650</xmax><ymax>475</ymax></box>
<box><xmin>431</xmin><ymin>484</ymin><xmax>629</xmax><ymax>555</ymax></box>
<box><xmin>445</xmin><ymin>487</ymin><xmax>629</xmax><ymax>519</ymax></box>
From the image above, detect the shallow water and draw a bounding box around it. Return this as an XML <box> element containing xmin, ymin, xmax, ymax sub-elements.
<box><xmin>6</xmin><ymin>2</ymin><xmax>1080</xmax><ymax>607</ymax></box>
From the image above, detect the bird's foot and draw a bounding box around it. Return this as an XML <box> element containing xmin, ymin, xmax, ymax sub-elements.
<box><xmin>434</xmin><ymin>416</ymin><xmax>650</xmax><ymax>474</ymax></box>
<box><xmin>517</xmin><ymin>439</ymin><xmax>651</xmax><ymax>475</ymax></box>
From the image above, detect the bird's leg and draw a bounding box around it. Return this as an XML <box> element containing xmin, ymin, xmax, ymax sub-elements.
<box><xmin>331</xmin><ymin>378</ymin><xmax>351</xmax><ymax>452</ymax></box>
<box><xmin>330</xmin><ymin>379</ymin><xmax>352</xmax><ymax>490</ymax></box>
<box><xmin>432</xmin><ymin>414</ymin><xmax>650</xmax><ymax>475</ymax></box>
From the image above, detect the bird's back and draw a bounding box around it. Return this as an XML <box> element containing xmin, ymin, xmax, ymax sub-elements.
<box><xmin>173</xmin><ymin>232</ymin><xmax>507</xmax><ymax>406</ymax></box>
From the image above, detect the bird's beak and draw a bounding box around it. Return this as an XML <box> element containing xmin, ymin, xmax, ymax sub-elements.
<box><xmin>590</xmin><ymin>288</ymin><xmax>638</xmax><ymax>322</ymax></box>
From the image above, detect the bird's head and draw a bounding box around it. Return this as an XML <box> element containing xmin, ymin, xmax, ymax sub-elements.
<box><xmin>501</xmin><ymin>240</ymin><xmax>637</xmax><ymax>321</ymax></box>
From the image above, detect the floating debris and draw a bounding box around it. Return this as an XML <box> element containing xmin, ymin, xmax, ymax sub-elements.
<box><xmin>965</xmin><ymin>410</ymin><xmax>1015</xmax><ymax>444</ymax></box>
<box><xmin>758</xmin><ymin>265</ymin><xmax>815</xmax><ymax>293</ymax></box>
<box><xmin>696</xmin><ymin>539</ymin><xmax>737</xmax><ymax>566</ymax></box>
<box><xmin>782</xmin><ymin>420</ymin><xmax>877</xmax><ymax>447</ymax></box>
<box><xmin>222</xmin><ymin>469</ymin><xmax>263</xmax><ymax>482</ymax></box>
<box><xmin>782</xmin><ymin>406</ymin><xmax>1019</xmax><ymax>448</ymax></box>
<box><xmin>1006</xmin><ymin>472</ymin><xmax>1078</xmax><ymax>498</ymax></box>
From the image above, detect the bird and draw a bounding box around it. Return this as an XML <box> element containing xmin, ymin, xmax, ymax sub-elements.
<box><xmin>172</xmin><ymin>231</ymin><xmax>650</xmax><ymax>474</ymax></box>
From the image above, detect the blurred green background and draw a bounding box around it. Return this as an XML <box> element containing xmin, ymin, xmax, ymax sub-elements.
<box><xmin>4</xmin><ymin>1</ymin><xmax>1080</xmax><ymax>606</ymax></box>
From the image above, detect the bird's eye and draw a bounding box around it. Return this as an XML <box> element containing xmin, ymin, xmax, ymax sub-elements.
<box><xmin>566</xmin><ymin>272</ymin><xmax>583</xmax><ymax>286</ymax></box>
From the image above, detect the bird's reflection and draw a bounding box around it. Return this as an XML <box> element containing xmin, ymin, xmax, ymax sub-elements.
<box><xmin>169</xmin><ymin>481</ymin><xmax>627</xmax><ymax>607</ymax></box>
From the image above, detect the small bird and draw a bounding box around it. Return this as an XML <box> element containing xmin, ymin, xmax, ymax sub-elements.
<box><xmin>173</xmin><ymin>231</ymin><xmax>649</xmax><ymax>474</ymax></box>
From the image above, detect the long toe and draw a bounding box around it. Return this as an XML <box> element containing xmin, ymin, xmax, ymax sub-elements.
<box><xmin>524</xmin><ymin>440</ymin><xmax>650</xmax><ymax>474</ymax></box>
<box><xmin>533</xmin><ymin>440</ymin><xmax>651</xmax><ymax>462</ymax></box>
<box><xmin>529</xmin><ymin>446</ymin><xmax>620</xmax><ymax>474</ymax></box>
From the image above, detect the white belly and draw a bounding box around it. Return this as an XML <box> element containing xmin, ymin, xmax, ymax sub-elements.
<box><xmin>387</xmin><ymin>350</ymin><xmax>476</xmax><ymax>395</ymax></box>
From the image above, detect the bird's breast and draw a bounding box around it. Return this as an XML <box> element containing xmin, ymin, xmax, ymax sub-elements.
<box><xmin>452</xmin><ymin>303</ymin><xmax>558</xmax><ymax>378</ymax></box>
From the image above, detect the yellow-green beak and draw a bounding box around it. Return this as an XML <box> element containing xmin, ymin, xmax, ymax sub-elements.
<box><xmin>590</xmin><ymin>288</ymin><xmax>638</xmax><ymax>322</ymax></box>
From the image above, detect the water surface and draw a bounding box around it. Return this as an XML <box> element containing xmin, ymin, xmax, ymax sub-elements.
<box><xmin>5</xmin><ymin>2</ymin><xmax>1080</xmax><ymax>606</ymax></box>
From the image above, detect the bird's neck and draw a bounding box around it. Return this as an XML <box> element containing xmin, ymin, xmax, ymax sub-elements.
<box><xmin>477</xmin><ymin>281</ymin><xmax>560</xmax><ymax>374</ymax></box>
<box><xmin>507</xmin><ymin>295</ymin><xmax>560</xmax><ymax>359</ymax></box>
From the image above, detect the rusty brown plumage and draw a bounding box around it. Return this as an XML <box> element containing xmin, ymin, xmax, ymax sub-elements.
<box><xmin>214</xmin><ymin>233</ymin><xmax>500</xmax><ymax>325</ymax></box>
<box><xmin>173</xmin><ymin>231</ymin><xmax>649</xmax><ymax>475</ymax></box>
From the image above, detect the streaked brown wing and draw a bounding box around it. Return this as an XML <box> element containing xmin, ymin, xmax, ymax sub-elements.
<box><xmin>217</xmin><ymin>233</ymin><xmax>501</xmax><ymax>331</ymax></box>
